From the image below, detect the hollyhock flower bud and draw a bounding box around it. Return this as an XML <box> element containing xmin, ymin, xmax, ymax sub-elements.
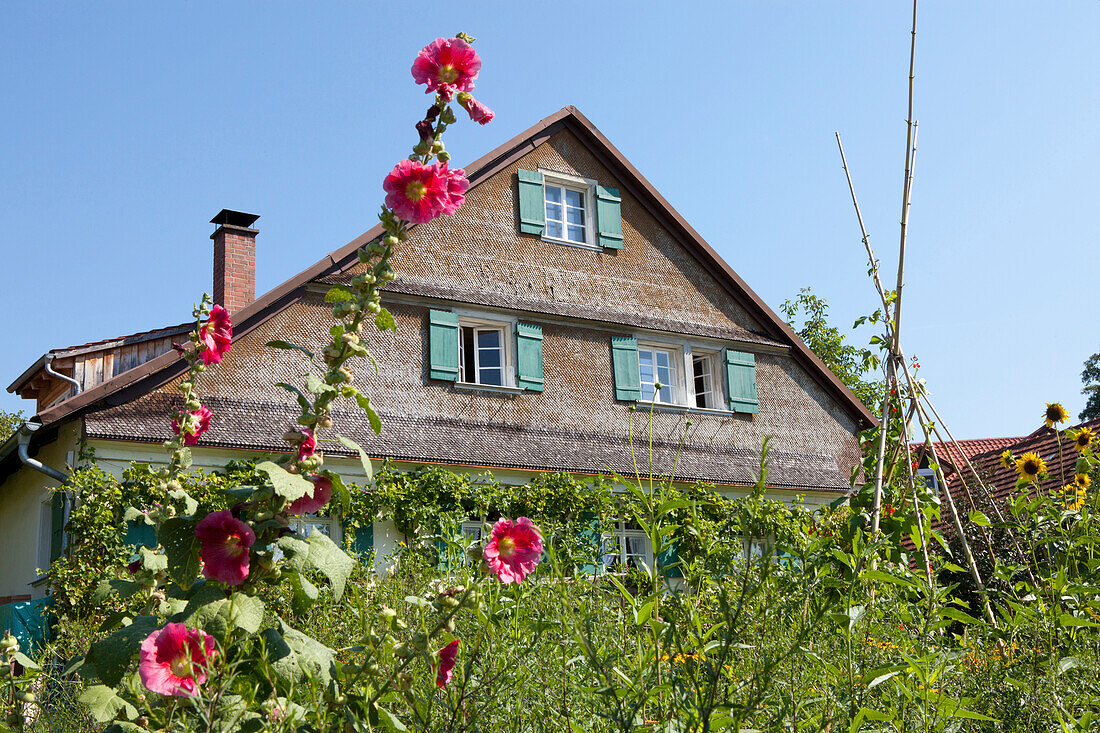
<box><xmin>437</xmin><ymin>151</ymin><xmax>451</xmax><ymax>163</ymax></box>
<box><xmin>287</xmin><ymin>476</ymin><xmax>333</xmax><ymax>516</ymax></box>
<box><xmin>199</xmin><ymin>305</ymin><xmax>233</xmax><ymax>365</ymax></box>
<box><xmin>297</xmin><ymin>429</ymin><xmax>317</xmax><ymax>461</ymax></box>
<box><xmin>415</xmin><ymin>119</ymin><xmax>434</xmax><ymax>143</ymax></box>
<box><xmin>456</xmin><ymin>93</ymin><xmax>495</xmax><ymax>125</ymax></box>
<box><xmin>483</xmin><ymin>517</ymin><xmax>543</xmax><ymax>584</ymax></box>
<box><xmin>138</xmin><ymin>623</ymin><xmax>216</xmax><ymax>698</ymax></box>
<box><xmin>171</xmin><ymin>406</ymin><xmax>213</xmax><ymax>446</ymax></box>
<box><xmin>426</xmin><ymin>104</ymin><xmax>441</xmax><ymax>121</ymax></box>
<box><xmin>195</xmin><ymin>510</ymin><xmax>256</xmax><ymax>586</ymax></box>
<box><xmin>435</xmin><ymin>640</ymin><xmax>460</xmax><ymax>688</ymax></box>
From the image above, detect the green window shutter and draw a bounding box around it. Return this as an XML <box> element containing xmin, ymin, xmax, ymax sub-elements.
<box><xmin>595</xmin><ymin>186</ymin><xmax>623</xmax><ymax>249</ymax></box>
<box><xmin>657</xmin><ymin>541</ymin><xmax>683</xmax><ymax>578</ymax></box>
<box><xmin>49</xmin><ymin>492</ymin><xmax>65</xmax><ymax>563</ymax></box>
<box><xmin>517</xmin><ymin>169</ymin><xmax>545</xmax><ymax>235</ymax></box>
<box><xmin>725</xmin><ymin>350</ymin><xmax>759</xmax><ymax>414</ymax></box>
<box><xmin>578</xmin><ymin>515</ymin><xmax>604</xmax><ymax>576</ymax></box>
<box><xmin>611</xmin><ymin>337</ymin><xmax>641</xmax><ymax>401</ymax></box>
<box><xmin>124</xmin><ymin>521</ymin><xmax>156</xmax><ymax>549</ymax></box>
<box><xmin>351</xmin><ymin>522</ymin><xmax>374</xmax><ymax>561</ymax></box>
<box><xmin>515</xmin><ymin>322</ymin><xmax>544</xmax><ymax>392</ymax></box>
<box><xmin>428</xmin><ymin>309</ymin><xmax>460</xmax><ymax>381</ymax></box>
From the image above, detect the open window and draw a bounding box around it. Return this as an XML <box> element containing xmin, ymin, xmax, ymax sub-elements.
<box><xmin>602</xmin><ymin>521</ymin><xmax>654</xmax><ymax>571</ymax></box>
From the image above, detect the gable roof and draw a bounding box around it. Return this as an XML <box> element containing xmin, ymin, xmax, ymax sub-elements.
<box><xmin>911</xmin><ymin>436</ymin><xmax>1024</xmax><ymax>474</ymax></box>
<box><xmin>20</xmin><ymin>106</ymin><xmax>877</xmax><ymax>449</ymax></box>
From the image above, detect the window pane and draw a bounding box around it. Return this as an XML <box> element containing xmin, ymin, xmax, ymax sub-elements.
<box><xmin>567</xmin><ymin>225</ymin><xmax>585</xmax><ymax>242</ymax></box>
<box><xmin>655</xmin><ymin>351</ymin><xmax>670</xmax><ymax>369</ymax></box>
<box><xmin>564</xmin><ymin>189</ymin><xmax>583</xmax><ymax>207</ymax></box>
<box><xmin>693</xmin><ymin>355</ymin><xmax>712</xmax><ymax>408</ymax></box>
<box><xmin>545</xmin><ymin>186</ymin><xmax>562</xmax><ymax>204</ymax></box>
<box><xmin>546</xmin><ymin>220</ymin><xmax>563</xmax><ymax>239</ymax></box>
<box><xmin>566</xmin><ymin>206</ymin><xmax>585</xmax><ymax>225</ymax></box>
<box><xmin>461</xmin><ymin>326</ymin><xmax>476</xmax><ymax>382</ymax></box>
<box><xmin>479</xmin><ymin>367</ymin><xmax>503</xmax><ymax>386</ymax></box>
<box><xmin>478</xmin><ymin>346</ymin><xmax>501</xmax><ymax>368</ymax></box>
<box><xmin>545</xmin><ymin>202</ymin><xmax>562</xmax><ymax>222</ymax></box>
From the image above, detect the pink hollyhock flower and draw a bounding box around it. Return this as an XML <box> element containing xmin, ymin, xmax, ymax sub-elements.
<box><xmin>195</xmin><ymin>510</ymin><xmax>255</xmax><ymax>585</ymax></box>
<box><xmin>436</xmin><ymin>639</ymin><xmax>460</xmax><ymax>688</ymax></box>
<box><xmin>411</xmin><ymin>37</ymin><xmax>480</xmax><ymax>98</ymax></box>
<box><xmin>172</xmin><ymin>406</ymin><xmax>213</xmax><ymax>446</ymax></box>
<box><xmin>199</xmin><ymin>305</ymin><xmax>233</xmax><ymax>365</ymax></box>
<box><xmin>456</xmin><ymin>93</ymin><xmax>494</xmax><ymax>125</ymax></box>
<box><xmin>139</xmin><ymin>623</ymin><xmax>216</xmax><ymax>698</ymax></box>
<box><xmin>483</xmin><ymin>517</ymin><xmax>543</xmax><ymax>584</ymax></box>
<box><xmin>437</xmin><ymin>164</ymin><xmax>470</xmax><ymax>216</ymax></box>
<box><xmin>383</xmin><ymin>159</ymin><xmax>452</xmax><ymax>224</ymax></box>
<box><xmin>287</xmin><ymin>475</ymin><xmax>333</xmax><ymax>515</ymax></box>
<box><xmin>297</xmin><ymin>428</ymin><xmax>317</xmax><ymax>461</ymax></box>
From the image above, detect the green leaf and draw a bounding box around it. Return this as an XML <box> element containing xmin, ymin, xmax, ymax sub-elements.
<box><xmin>376</xmin><ymin>706</ymin><xmax>408</xmax><ymax>731</ymax></box>
<box><xmin>277</xmin><ymin>536</ymin><xmax>311</xmax><ymax>573</ymax></box>
<box><xmin>79</xmin><ymin>685</ymin><xmax>138</xmax><ymax>724</ymax></box>
<box><xmin>11</xmin><ymin>651</ymin><xmax>40</xmax><ymax>671</ymax></box>
<box><xmin>227</xmin><ymin>593</ymin><xmax>265</xmax><ymax>634</ymax></box>
<box><xmin>1058</xmin><ymin>613</ymin><xmax>1100</xmax><ymax>628</ymax></box>
<box><xmin>160</xmin><ymin>518</ymin><xmax>200</xmax><ymax>588</ymax></box>
<box><xmin>288</xmin><ymin>571</ymin><xmax>319</xmax><ymax>615</ymax></box>
<box><xmin>375</xmin><ymin>308</ymin><xmax>396</xmax><ymax>332</ymax></box>
<box><xmin>257</xmin><ymin>461</ymin><xmax>314</xmax><ymax>503</ymax></box>
<box><xmin>324</xmin><ymin>471</ymin><xmax>352</xmax><ymax>514</ymax></box>
<box><xmin>267</xmin><ymin>340</ymin><xmax>315</xmax><ymax>359</ymax></box>
<box><xmin>939</xmin><ymin>607</ymin><xmax>980</xmax><ymax>625</ymax></box>
<box><xmin>969</xmin><ymin>510</ymin><xmax>991</xmax><ymax>527</ymax></box>
<box><xmin>324</xmin><ymin>285</ymin><xmax>356</xmax><ymax>304</ymax></box>
<box><xmin>634</xmin><ymin>601</ymin><xmax>654</xmax><ymax>626</ymax></box>
<box><xmin>306</xmin><ymin>531</ymin><xmax>355</xmax><ymax>601</ymax></box>
<box><xmin>275</xmin><ymin>382</ymin><xmax>313</xmax><ymax>411</ymax></box>
<box><xmin>353</xmin><ymin>394</ymin><xmax>382</xmax><ymax>435</ymax></box>
<box><xmin>337</xmin><ymin>434</ymin><xmax>374</xmax><ymax>479</ymax></box>
<box><xmin>306</xmin><ymin>373</ymin><xmax>336</xmax><ymax>397</ymax></box>
<box><xmin>279</xmin><ymin>619</ymin><xmax>335</xmax><ymax>684</ymax></box>
<box><xmin>261</xmin><ymin>628</ymin><xmax>303</xmax><ymax>685</ymax></box>
<box><xmin>1057</xmin><ymin>656</ymin><xmax>1083</xmax><ymax>674</ymax></box>
<box><xmin>85</xmin><ymin>615</ymin><xmax>158</xmax><ymax>687</ymax></box>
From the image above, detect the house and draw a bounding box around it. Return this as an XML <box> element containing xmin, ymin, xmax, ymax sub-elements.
<box><xmin>0</xmin><ymin>106</ymin><xmax>876</xmax><ymax>602</ymax></box>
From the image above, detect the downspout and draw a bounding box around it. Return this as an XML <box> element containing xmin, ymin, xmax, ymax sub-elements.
<box><xmin>17</xmin><ymin>422</ymin><xmax>72</xmax><ymax>579</ymax></box>
<box><xmin>43</xmin><ymin>354</ymin><xmax>82</xmax><ymax>398</ymax></box>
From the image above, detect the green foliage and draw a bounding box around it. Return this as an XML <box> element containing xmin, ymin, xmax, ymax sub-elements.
<box><xmin>780</xmin><ymin>287</ymin><xmax>885</xmax><ymax>410</ymax></box>
<box><xmin>1080</xmin><ymin>351</ymin><xmax>1100</xmax><ymax>420</ymax></box>
<box><xmin>0</xmin><ymin>408</ymin><xmax>24</xmax><ymax>443</ymax></box>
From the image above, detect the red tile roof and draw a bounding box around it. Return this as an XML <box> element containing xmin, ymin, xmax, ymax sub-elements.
<box><xmin>910</xmin><ymin>436</ymin><xmax>1025</xmax><ymax>474</ymax></box>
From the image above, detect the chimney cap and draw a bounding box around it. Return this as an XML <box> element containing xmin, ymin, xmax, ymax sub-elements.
<box><xmin>210</xmin><ymin>209</ymin><xmax>260</xmax><ymax>229</ymax></box>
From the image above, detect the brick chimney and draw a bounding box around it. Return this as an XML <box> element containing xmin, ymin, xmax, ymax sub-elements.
<box><xmin>210</xmin><ymin>209</ymin><xmax>259</xmax><ymax>313</ymax></box>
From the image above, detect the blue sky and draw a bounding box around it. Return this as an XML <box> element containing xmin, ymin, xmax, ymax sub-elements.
<box><xmin>1</xmin><ymin>2</ymin><xmax>1097</xmax><ymax>439</ymax></box>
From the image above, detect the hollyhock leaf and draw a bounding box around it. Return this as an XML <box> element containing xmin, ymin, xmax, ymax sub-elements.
<box><xmin>337</xmin><ymin>434</ymin><xmax>375</xmax><ymax>477</ymax></box>
<box><xmin>92</xmin><ymin>578</ymin><xmax>143</xmax><ymax>605</ymax></box>
<box><xmin>288</xmin><ymin>571</ymin><xmax>319</xmax><ymax>615</ymax></box>
<box><xmin>306</xmin><ymin>373</ymin><xmax>336</xmax><ymax>398</ymax></box>
<box><xmin>11</xmin><ymin>651</ymin><xmax>40</xmax><ymax>671</ymax></box>
<box><xmin>267</xmin><ymin>340</ymin><xmax>315</xmax><ymax>359</ymax></box>
<box><xmin>257</xmin><ymin>461</ymin><xmax>314</xmax><ymax>503</ymax></box>
<box><xmin>227</xmin><ymin>593</ymin><xmax>265</xmax><ymax>634</ymax></box>
<box><xmin>86</xmin><ymin>615</ymin><xmax>158</xmax><ymax>687</ymax></box>
<box><xmin>324</xmin><ymin>471</ymin><xmax>351</xmax><ymax>514</ymax></box>
<box><xmin>139</xmin><ymin>546</ymin><xmax>168</xmax><ymax>575</ymax></box>
<box><xmin>179</xmin><ymin>448</ymin><xmax>193</xmax><ymax>470</ymax></box>
<box><xmin>123</xmin><ymin>507</ymin><xmax>151</xmax><ymax>524</ymax></box>
<box><xmin>167</xmin><ymin>488</ymin><xmax>199</xmax><ymax>516</ymax></box>
<box><xmin>375</xmin><ymin>308</ymin><xmax>396</xmax><ymax>332</ymax></box>
<box><xmin>173</xmin><ymin>582</ymin><xmax>230</xmax><ymax>636</ymax></box>
<box><xmin>261</xmin><ymin>628</ymin><xmax>303</xmax><ymax>684</ymax></box>
<box><xmin>376</xmin><ymin>707</ymin><xmax>408</xmax><ymax>731</ymax></box>
<box><xmin>306</xmin><ymin>531</ymin><xmax>355</xmax><ymax>601</ymax></box>
<box><xmin>79</xmin><ymin>685</ymin><xmax>138</xmax><ymax>724</ymax></box>
<box><xmin>275</xmin><ymin>382</ymin><xmax>313</xmax><ymax>412</ymax></box>
<box><xmin>323</xmin><ymin>285</ymin><xmax>356</xmax><ymax>304</ymax></box>
<box><xmin>161</xmin><ymin>518</ymin><xmax>200</xmax><ymax>589</ymax></box>
<box><xmin>279</xmin><ymin>619</ymin><xmax>335</xmax><ymax>684</ymax></box>
<box><xmin>276</xmin><ymin>536</ymin><xmax>311</xmax><ymax>573</ymax></box>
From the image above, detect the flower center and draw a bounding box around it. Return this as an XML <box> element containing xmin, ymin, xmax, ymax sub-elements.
<box><xmin>224</xmin><ymin>534</ymin><xmax>244</xmax><ymax>557</ymax></box>
<box><xmin>1025</xmin><ymin>460</ymin><xmax>1039</xmax><ymax>475</ymax></box>
<box><xmin>170</xmin><ymin>654</ymin><xmax>193</xmax><ymax>679</ymax></box>
<box><xmin>405</xmin><ymin>180</ymin><xmax>428</xmax><ymax>203</ymax></box>
<box><xmin>437</xmin><ymin>65</ymin><xmax>458</xmax><ymax>83</ymax></box>
<box><xmin>497</xmin><ymin>536</ymin><xmax>516</xmax><ymax>559</ymax></box>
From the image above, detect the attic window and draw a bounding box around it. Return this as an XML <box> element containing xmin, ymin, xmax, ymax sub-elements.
<box><xmin>544</xmin><ymin>181</ymin><xmax>590</xmax><ymax>245</ymax></box>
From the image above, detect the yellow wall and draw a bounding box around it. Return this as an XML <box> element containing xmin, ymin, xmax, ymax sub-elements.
<box><xmin>0</xmin><ymin>422</ymin><xmax>78</xmax><ymax>600</ymax></box>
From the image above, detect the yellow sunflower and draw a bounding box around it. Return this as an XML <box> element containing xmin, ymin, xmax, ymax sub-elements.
<box><xmin>1076</xmin><ymin>473</ymin><xmax>1092</xmax><ymax>490</ymax></box>
<box><xmin>1060</xmin><ymin>483</ymin><xmax>1087</xmax><ymax>511</ymax></box>
<box><xmin>1015</xmin><ymin>452</ymin><xmax>1046</xmax><ymax>481</ymax></box>
<box><xmin>1044</xmin><ymin>403</ymin><xmax>1070</xmax><ymax>429</ymax></box>
<box><xmin>1073</xmin><ymin>426</ymin><xmax>1096</xmax><ymax>453</ymax></box>
<box><xmin>1000</xmin><ymin>449</ymin><xmax>1014</xmax><ymax>470</ymax></box>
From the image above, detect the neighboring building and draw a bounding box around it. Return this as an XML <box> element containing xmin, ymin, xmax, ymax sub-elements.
<box><xmin>0</xmin><ymin>106</ymin><xmax>875</xmax><ymax>600</ymax></box>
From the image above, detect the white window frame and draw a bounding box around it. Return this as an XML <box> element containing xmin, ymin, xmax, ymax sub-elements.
<box><xmin>688</xmin><ymin>349</ymin><xmax>723</xmax><ymax>410</ymax></box>
<box><xmin>460</xmin><ymin>520</ymin><xmax>483</xmax><ymax>544</ymax></box>
<box><xmin>456</xmin><ymin>314</ymin><xmax>515</xmax><ymax>389</ymax></box>
<box><xmin>539</xmin><ymin>169</ymin><xmax>597</xmax><ymax>249</ymax></box>
<box><xmin>36</xmin><ymin>495</ymin><xmax>53</xmax><ymax>576</ymax></box>
<box><xmin>289</xmin><ymin>514</ymin><xmax>342</xmax><ymax>546</ymax></box>
<box><xmin>601</xmin><ymin>521</ymin><xmax>654</xmax><ymax>571</ymax></box>
<box><xmin>917</xmin><ymin>468</ymin><xmax>939</xmax><ymax>495</ymax></box>
<box><xmin>638</xmin><ymin>342</ymin><xmax>683</xmax><ymax>405</ymax></box>
<box><xmin>734</xmin><ymin>535</ymin><xmax>771</xmax><ymax>566</ymax></box>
